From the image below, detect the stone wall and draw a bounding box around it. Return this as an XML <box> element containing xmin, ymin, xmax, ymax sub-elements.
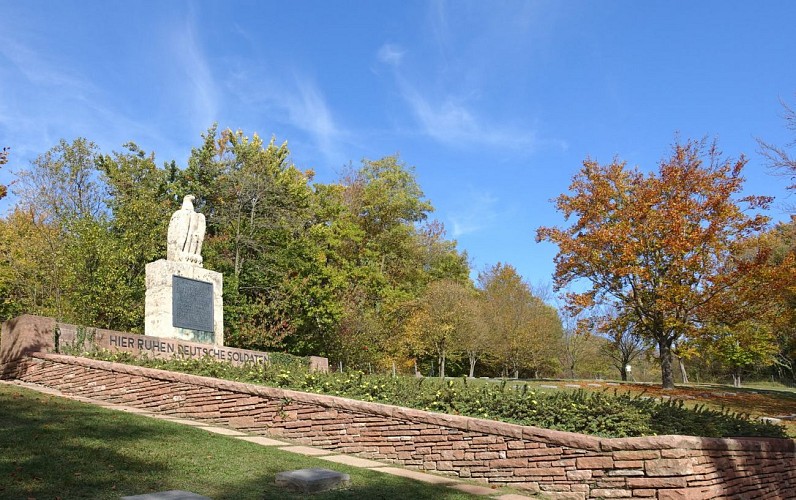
<box><xmin>5</xmin><ymin>353</ymin><xmax>795</xmax><ymax>500</ymax></box>
<box><xmin>0</xmin><ymin>314</ymin><xmax>328</xmax><ymax>374</ymax></box>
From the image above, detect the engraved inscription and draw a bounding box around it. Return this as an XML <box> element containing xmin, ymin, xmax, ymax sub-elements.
<box><xmin>172</xmin><ymin>275</ymin><xmax>214</xmax><ymax>332</ymax></box>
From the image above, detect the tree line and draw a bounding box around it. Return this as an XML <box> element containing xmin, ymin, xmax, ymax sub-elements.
<box><xmin>1</xmin><ymin>103</ymin><xmax>794</xmax><ymax>388</ymax></box>
<box><xmin>0</xmin><ymin>127</ymin><xmax>564</xmax><ymax>378</ymax></box>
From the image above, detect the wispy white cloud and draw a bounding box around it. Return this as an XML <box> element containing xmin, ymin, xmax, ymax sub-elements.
<box><xmin>172</xmin><ymin>12</ymin><xmax>219</xmax><ymax>132</ymax></box>
<box><xmin>448</xmin><ymin>189</ymin><xmax>499</xmax><ymax>237</ymax></box>
<box><xmin>374</xmin><ymin>2</ymin><xmax>567</xmax><ymax>154</ymax></box>
<box><xmin>224</xmin><ymin>56</ymin><xmax>347</xmax><ymax>165</ymax></box>
<box><xmin>399</xmin><ymin>82</ymin><xmax>539</xmax><ymax>150</ymax></box>
<box><xmin>0</xmin><ymin>28</ymin><xmax>182</xmax><ymax>198</ymax></box>
<box><xmin>375</xmin><ymin>43</ymin><xmax>540</xmax><ymax>151</ymax></box>
<box><xmin>283</xmin><ymin>76</ymin><xmax>345</xmax><ymax>162</ymax></box>
<box><xmin>377</xmin><ymin>44</ymin><xmax>405</xmax><ymax>66</ymax></box>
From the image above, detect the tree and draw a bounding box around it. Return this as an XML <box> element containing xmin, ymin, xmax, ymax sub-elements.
<box><xmin>597</xmin><ymin>308</ymin><xmax>648</xmax><ymax>381</ymax></box>
<box><xmin>92</xmin><ymin>143</ymin><xmax>177</xmax><ymax>331</ymax></box>
<box><xmin>559</xmin><ymin>314</ymin><xmax>595</xmax><ymax>380</ymax></box>
<box><xmin>758</xmin><ymin>96</ymin><xmax>796</xmax><ymax>207</ymax></box>
<box><xmin>478</xmin><ymin>263</ymin><xmax>562</xmax><ymax>378</ymax></box>
<box><xmin>324</xmin><ymin>155</ymin><xmax>468</xmax><ymax>366</ymax></box>
<box><xmin>9</xmin><ymin>139</ymin><xmax>106</xmax><ymax>323</ymax></box>
<box><xmin>711</xmin><ymin>218</ymin><xmax>796</xmax><ymax>382</ymax></box>
<box><xmin>537</xmin><ymin>139</ymin><xmax>772</xmax><ymax>388</ymax></box>
<box><xmin>181</xmin><ymin>127</ymin><xmax>330</xmax><ymax>352</ymax></box>
<box><xmin>701</xmin><ymin>321</ymin><xmax>778</xmax><ymax>387</ymax></box>
<box><xmin>402</xmin><ymin>280</ymin><xmax>481</xmax><ymax>378</ymax></box>
<box><xmin>1</xmin><ymin>146</ymin><xmax>9</xmax><ymax>200</ymax></box>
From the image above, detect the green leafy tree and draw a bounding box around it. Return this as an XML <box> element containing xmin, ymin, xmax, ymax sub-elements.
<box><xmin>537</xmin><ymin>139</ymin><xmax>772</xmax><ymax>388</ymax></box>
<box><xmin>91</xmin><ymin>143</ymin><xmax>177</xmax><ymax>330</ymax></box>
<box><xmin>403</xmin><ymin>279</ymin><xmax>482</xmax><ymax>378</ymax></box>
<box><xmin>700</xmin><ymin>321</ymin><xmax>778</xmax><ymax>387</ymax></box>
<box><xmin>327</xmin><ymin>156</ymin><xmax>468</xmax><ymax>366</ymax></box>
<box><xmin>180</xmin><ymin>127</ymin><xmax>341</xmax><ymax>354</ymax></box>
<box><xmin>478</xmin><ymin>263</ymin><xmax>562</xmax><ymax>378</ymax></box>
<box><xmin>9</xmin><ymin>138</ymin><xmax>106</xmax><ymax>323</ymax></box>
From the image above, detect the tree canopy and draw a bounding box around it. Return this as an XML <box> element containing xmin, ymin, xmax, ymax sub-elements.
<box><xmin>537</xmin><ymin>139</ymin><xmax>772</xmax><ymax>388</ymax></box>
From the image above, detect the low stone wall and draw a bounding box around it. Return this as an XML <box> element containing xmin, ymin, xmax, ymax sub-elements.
<box><xmin>0</xmin><ymin>314</ymin><xmax>328</xmax><ymax>374</ymax></box>
<box><xmin>5</xmin><ymin>353</ymin><xmax>795</xmax><ymax>500</ymax></box>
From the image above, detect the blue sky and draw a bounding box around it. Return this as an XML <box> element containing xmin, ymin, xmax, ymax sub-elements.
<box><xmin>1</xmin><ymin>1</ymin><xmax>794</xmax><ymax>287</ymax></box>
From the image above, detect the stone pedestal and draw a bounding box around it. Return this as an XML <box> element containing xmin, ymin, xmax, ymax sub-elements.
<box><xmin>145</xmin><ymin>259</ymin><xmax>223</xmax><ymax>346</ymax></box>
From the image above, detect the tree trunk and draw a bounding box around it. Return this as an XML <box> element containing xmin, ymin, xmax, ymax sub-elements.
<box><xmin>469</xmin><ymin>354</ymin><xmax>476</xmax><ymax>378</ymax></box>
<box><xmin>659</xmin><ymin>340</ymin><xmax>675</xmax><ymax>389</ymax></box>
<box><xmin>678</xmin><ymin>356</ymin><xmax>689</xmax><ymax>384</ymax></box>
<box><xmin>439</xmin><ymin>354</ymin><xmax>446</xmax><ymax>379</ymax></box>
<box><xmin>620</xmin><ymin>366</ymin><xmax>628</xmax><ymax>381</ymax></box>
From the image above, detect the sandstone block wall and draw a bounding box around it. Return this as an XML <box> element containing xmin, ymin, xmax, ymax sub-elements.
<box><xmin>5</xmin><ymin>353</ymin><xmax>795</xmax><ymax>500</ymax></box>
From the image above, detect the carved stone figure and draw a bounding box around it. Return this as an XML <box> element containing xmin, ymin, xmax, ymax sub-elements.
<box><xmin>167</xmin><ymin>195</ymin><xmax>206</xmax><ymax>267</ymax></box>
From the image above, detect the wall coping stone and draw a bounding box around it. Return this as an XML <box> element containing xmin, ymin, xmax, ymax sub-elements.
<box><xmin>27</xmin><ymin>352</ymin><xmax>796</xmax><ymax>454</ymax></box>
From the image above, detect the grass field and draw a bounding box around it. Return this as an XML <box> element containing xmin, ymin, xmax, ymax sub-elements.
<box><xmin>0</xmin><ymin>384</ymin><xmax>492</xmax><ymax>500</ymax></box>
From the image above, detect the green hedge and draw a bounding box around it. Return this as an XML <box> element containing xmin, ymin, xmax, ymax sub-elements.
<box><xmin>81</xmin><ymin>350</ymin><xmax>786</xmax><ymax>439</ymax></box>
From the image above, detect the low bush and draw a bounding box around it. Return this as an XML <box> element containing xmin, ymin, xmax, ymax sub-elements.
<box><xmin>81</xmin><ymin>350</ymin><xmax>786</xmax><ymax>439</ymax></box>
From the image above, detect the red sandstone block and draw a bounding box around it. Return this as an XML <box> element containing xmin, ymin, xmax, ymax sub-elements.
<box><xmin>483</xmin><ymin>470</ymin><xmax>513</xmax><ymax>477</ymax></box>
<box><xmin>631</xmin><ymin>489</ymin><xmax>655</xmax><ymax>497</ymax></box>
<box><xmin>657</xmin><ymin>487</ymin><xmax>717</xmax><ymax>500</ymax></box>
<box><xmin>566</xmin><ymin>469</ymin><xmax>592</xmax><ymax>480</ymax></box>
<box><xmin>591</xmin><ymin>488</ymin><xmax>632</xmax><ymax>498</ymax></box>
<box><xmin>614</xmin><ymin>460</ymin><xmax>644</xmax><ymax>469</ymax></box>
<box><xmin>440</xmin><ymin>449</ymin><xmax>465</xmax><ymax>460</ymax></box>
<box><xmin>644</xmin><ymin>458</ymin><xmax>694</xmax><ymax>476</ymax></box>
<box><xmin>489</xmin><ymin>458</ymin><xmax>529</xmax><ymax>468</ymax></box>
<box><xmin>595</xmin><ymin>478</ymin><xmax>629</xmax><ymax>488</ymax></box>
<box><xmin>626</xmin><ymin>477</ymin><xmax>688</xmax><ymax>489</ymax></box>
<box><xmin>451</xmin><ymin>460</ymin><xmax>484</xmax><ymax>467</ymax></box>
<box><xmin>515</xmin><ymin>467</ymin><xmax>566</xmax><ymax>477</ymax></box>
<box><xmin>507</xmin><ymin>448</ymin><xmax>564</xmax><ymax>458</ymax></box>
<box><xmin>541</xmin><ymin>483</ymin><xmax>575</xmax><ymax>492</ymax></box>
<box><xmin>576</xmin><ymin>456</ymin><xmax>614</xmax><ymax>469</ymax></box>
<box><xmin>412</xmin><ymin>435</ymin><xmax>443</xmax><ymax>443</ymax></box>
<box><xmin>612</xmin><ymin>450</ymin><xmax>660</xmax><ymax>460</ymax></box>
<box><xmin>660</xmin><ymin>449</ymin><xmax>689</xmax><ymax>459</ymax></box>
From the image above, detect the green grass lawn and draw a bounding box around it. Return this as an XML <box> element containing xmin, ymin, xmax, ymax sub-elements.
<box><xmin>0</xmin><ymin>384</ymin><xmax>488</xmax><ymax>500</ymax></box>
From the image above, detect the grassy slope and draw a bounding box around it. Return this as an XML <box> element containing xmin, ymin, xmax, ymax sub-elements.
<box><xmin>0</xmin><ymin>384</ymin><xmax>486</xmax><ymax>500</ymax></box>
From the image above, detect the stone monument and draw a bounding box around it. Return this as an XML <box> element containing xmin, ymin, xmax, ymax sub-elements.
<box><xmin>145</xmin><ymin>195</ymin><xmax>223</xmax><ymax>345</ymax></box>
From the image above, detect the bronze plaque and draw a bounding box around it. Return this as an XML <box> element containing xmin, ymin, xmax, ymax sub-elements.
<box><xmin>172</xmin><ymin>275</ymin><xmax>214</xmax><ymax>332</ymax></box>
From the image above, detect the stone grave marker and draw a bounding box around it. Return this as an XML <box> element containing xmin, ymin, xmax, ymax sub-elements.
<box><xmin>275</xmin><ymin>468</ymin><xmax>351</xmax><ymax>493</ymax></box>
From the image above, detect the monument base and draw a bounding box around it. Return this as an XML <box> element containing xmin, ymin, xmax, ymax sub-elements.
<box><xmin>145</xmin><ymin>259</ymin><xmax>223</xmax><ymax>346</ymax></box>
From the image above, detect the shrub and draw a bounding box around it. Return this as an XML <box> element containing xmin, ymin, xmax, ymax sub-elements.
<box><xmin>76</xmin><ymin>351</ymin><xmax>786</xmax><ymax>439</ymax></box>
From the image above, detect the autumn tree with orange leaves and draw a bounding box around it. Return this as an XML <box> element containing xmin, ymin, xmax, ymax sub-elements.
<box><xmin>537</xmin><ymin>139</ymin><xmax>772</xmax><ymax>389</ymax></box>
